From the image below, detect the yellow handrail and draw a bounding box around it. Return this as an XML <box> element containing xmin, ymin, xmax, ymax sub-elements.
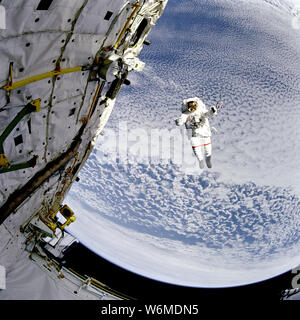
<box><xmin>113</xmin><ymin>0</ymin><xmax>140</xmax><ymax>49</ymax></box>
<box><xmin>1</xmin><ymin>66</ymin><xmax>83</xmax><ymax>91</ymax></box>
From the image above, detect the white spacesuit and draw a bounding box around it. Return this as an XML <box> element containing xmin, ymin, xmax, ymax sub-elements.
<box><xmin>175</xmin><ymin>97</ymin><xmax>220</xmax><ymax>169</ymax></box>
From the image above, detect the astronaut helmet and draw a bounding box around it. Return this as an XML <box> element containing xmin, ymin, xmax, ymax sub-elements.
<box><xmin>187</xmin><ymin>100</ymin><xmax>198</xmax><ymax>112</ymax></box>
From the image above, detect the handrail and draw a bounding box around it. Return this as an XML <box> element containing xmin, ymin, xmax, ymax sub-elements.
<box><xmin>1</xmin><ymin>66</ymin><xmax>83</xmax><ymax>91</ymax></box>
<box><xmin>113</xmin><ymin>0</ymin><xmax>140</xmax><ymax>49</ymax></box>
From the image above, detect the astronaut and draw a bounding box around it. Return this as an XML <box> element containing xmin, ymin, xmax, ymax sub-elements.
<box><xmin>175</xmin><ymin>97</ymin><xmax>221</xmax><ymax>169</ymax></box>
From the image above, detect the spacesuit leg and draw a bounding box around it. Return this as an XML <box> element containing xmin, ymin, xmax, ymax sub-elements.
<box><xmin>203</xmin><ymin>137</ymin><xmax>212</xmax><ymax>168</ymax></box>
<box><xmin>191</xmin><ymin>136</ymin><xmax>204</xmax><ymax>169</ymax></box>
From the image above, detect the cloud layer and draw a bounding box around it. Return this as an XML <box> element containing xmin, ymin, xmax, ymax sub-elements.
<box><xmin>67</xmin><ymin>0</ymin><xmax>300</xmax><ymax>287</ymax></box>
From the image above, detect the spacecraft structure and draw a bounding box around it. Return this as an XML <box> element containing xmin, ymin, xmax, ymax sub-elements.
<box><xmin>0</xmin><ymin>0</ymin><xmax>168</xmax><ymax>300</ymax></box>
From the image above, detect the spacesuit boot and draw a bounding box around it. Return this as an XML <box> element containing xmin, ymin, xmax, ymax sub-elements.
<box><xmin>199</xmin><ymin>159</ymin><xmax>205</xmax><ymax>169</ymax></box>
<box><xmin>205</xmin><ymin>155</ymin><xmax>212</xmax><ymax>168</ymax></box>
<box><xmin>192</xmin><ymin>146</ymin><xmax>204</xmax><ymax>169</ymax></box>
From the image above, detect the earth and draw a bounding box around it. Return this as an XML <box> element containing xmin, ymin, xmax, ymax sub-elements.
<box><xmin>66</xmin><ymin>0</ymin><xmax>300</xmax><ymax>287</ymax></box>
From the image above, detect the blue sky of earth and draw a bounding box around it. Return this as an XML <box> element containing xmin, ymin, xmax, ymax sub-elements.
<box><xmin>66</xmin><ymin>0</ymin><xmax>300</xmax><ymax>287</ymax></box>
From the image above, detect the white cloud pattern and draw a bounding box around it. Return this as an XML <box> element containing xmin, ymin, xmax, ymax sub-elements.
<box><xmin>67</xmin><ymin>0</ymin><xmax>300</xmax><ymax>287</ymax></box>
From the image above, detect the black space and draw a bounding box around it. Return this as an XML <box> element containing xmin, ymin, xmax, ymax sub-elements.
<box><xmin>61</xmin><ymin>240</ymin><xmax>295</xmax><ymax>302</ymax></box>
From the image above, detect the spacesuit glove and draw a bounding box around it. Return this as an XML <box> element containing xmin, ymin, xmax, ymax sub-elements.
<box><xmin>215</xmin><ymin>102</ymin><xmax>222</xmax><ymax>109</ymax></box>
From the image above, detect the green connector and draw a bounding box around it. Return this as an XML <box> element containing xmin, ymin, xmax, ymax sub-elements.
<box><xmin>0</xmin><ymin>155</ymin><xmax>38</xmax><ymax>174</ymax></box>
<box><xmin>0</xmin><ymin>99</ymin><xmax>40</xmax><ymax>173</ymax></box>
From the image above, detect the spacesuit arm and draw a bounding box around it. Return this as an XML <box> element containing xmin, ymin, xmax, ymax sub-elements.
<box><xmin>175</xmin><ymin>113</ymin><xmax>188</xmax><ymax>126</ymax></box>
<box><xmin>203</xmin><ymin>106</ymin><xmax>218</xmax><ymax>119</ymax></box>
